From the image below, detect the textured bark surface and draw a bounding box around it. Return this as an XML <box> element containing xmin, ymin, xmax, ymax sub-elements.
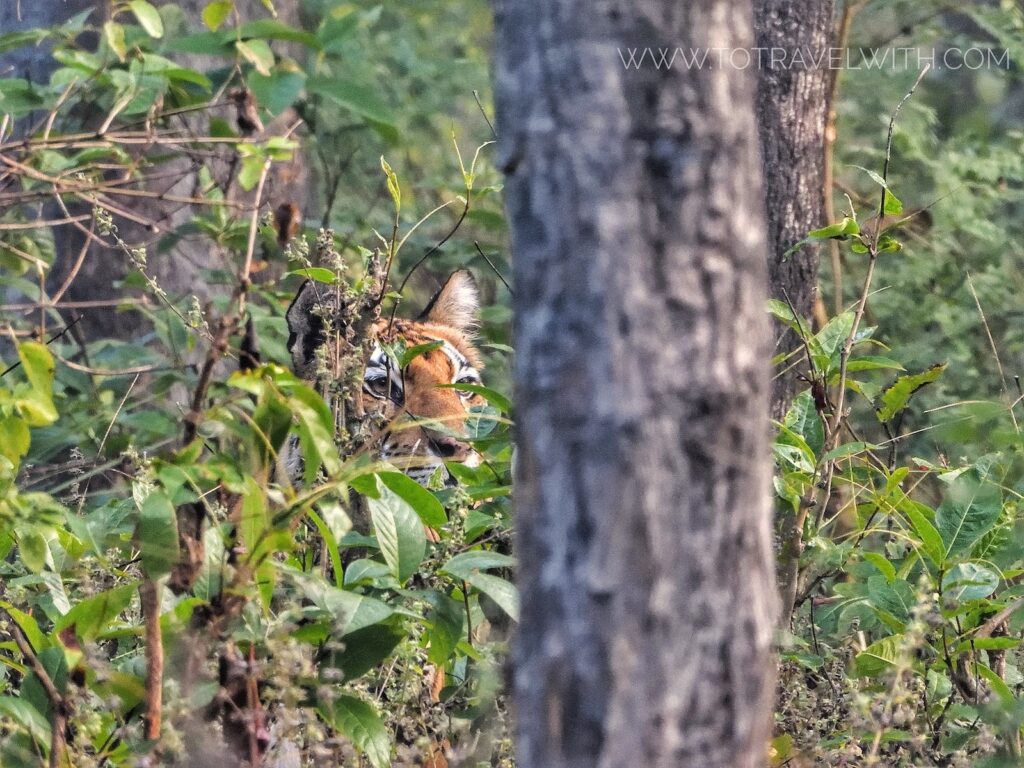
<box><xmin>493</xmin><ymin>2</ymin><xmax>778</xmax><ymax>766</ymax></box>
<box><xmin>754</xmin><ymin>0</ymin><xmax>834</xmax><ymax>420</ymax></box>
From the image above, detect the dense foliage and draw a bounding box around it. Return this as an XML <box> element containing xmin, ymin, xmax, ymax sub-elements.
<box><xmin>0</xmin><ymin>2</ymin><xmax>511</xmax><ymax>766</ymax></box>
<box><xmin>3</xmin><ymin>0</ymin><xmax>1024</xmax><ymax>767</ymax></box>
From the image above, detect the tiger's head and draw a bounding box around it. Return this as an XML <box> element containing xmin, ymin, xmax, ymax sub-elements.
<box><xmin>285</xmin><ymin>270</ymin><xmax>485</xmax><ymax>484</ymax></box>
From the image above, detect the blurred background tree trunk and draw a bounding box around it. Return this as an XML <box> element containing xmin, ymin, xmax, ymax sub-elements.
<box><xmin>493</xmin><ymin>2</ymin><xmax>778</xmax><ymax>766</ymax></box>
<box><xmin>754</xmin><ymin>0</ymin><xmax>834</xmax><ymax>420</ymax></box>
<box><xmin>1</xmin><ymin>0</ymin><xmax>308</xmax><ymax>339</ymax></box>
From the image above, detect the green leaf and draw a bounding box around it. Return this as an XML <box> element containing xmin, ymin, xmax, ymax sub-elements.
<box><xmin>811</xmin><ymin>311</ymin><xmax>854</xmax><ymax>374</ymax></box>
<box><xmin>934</xmin><ymin>471</ymin><xmax>1001</xmax><ymax>562</ymax></box>
<box><xmin>55</xmin><ymin>583</ymin><xmax>136</xmax><ymax>641</ymax></box>
<box><xmin>17</xmin><ymin>529</ymin><xmax>48</xmax><ymax>573</ymax></box>
<box><xmin>808</xmin><ymin>216</ymin><xmax>860</xmax><ymax>240</ymax></box>
<box><xmin>103</xmin><ymin>21</ymin><xmax>127</xmax><ymax>62</ymax></box>
<box><xmin>460</xmin><ymin>572</ymin><xmax>518</xmax><ymax>620</ymax></box>
<box><xmin>129</xmin><ymin>0</ymin><xmax>164</xmax><ymax>38</ymax></box>
<box><xmin>202</xmin><ymin>0</ymin><xmax>234</xmax><ymax>30</ymax></box>
<box><xmin>867</xmin><ymin>575</ymin><xmax>914</xmax><ymax>624</ymax></box>
<box><xmin>249</xmin><ymin>67</ymin><xmax>306</xmax><ymax>114</ymax></box>
<box><xmin>321</xmin><ymin>695</ymin><xmax>391</xmax><ymax>768</ymax></box>
<box><xmin>397</xmin><ymin>340</ymin><xmax>442</xmax><ymax>368</ymax></box>
<box><xmin>136</xmin><ymin>489</ymin><xmax>179</xmax><ymax>578</ymax></box>
<box><xmin>783</xmin><ymin>390</ymin><xmax>824</xmax><ymax>458</ymax></box>
<box><xmin>0</xmin><ymin>601</ymin><xmax>46</xmax><ymax>652</ymax></box>
<box><xmin>876</xmin><ymin>364</ymin><xmax>947</xmax><ymax>422</ymax></box>
<box><xmin>306</xmin><ymin>76</ymin><xmax>396</xmax><ymax>127</ymax></box>
<box><xmin>377</xmin><ymin>472</ymin><xmax>446</xmax><ymax>528</ymax></box>
<box><xmin>439</xmin><ymin>383</ymin><xmax>513</xmax><ymax>414</ymax></box>
<box><xmin>823</xmin><ymin>441</ymin><xmax>879</xmax><ymax>462</ymax></box>
<box><xmin>235</xmin><ymin>20</ymin><xmax>320</xmax><ymax>49</ymax></box>
<box><xmin>854</xmin><ymin>634</ymin><xmax>903</xmax><ymax>677</ymax></box>
<box><xmin>238</xmin><ymin>154</ymin><xmax>266</xmax><ymax>191</ymax></box>
<box><xmin>422</xmin><ymin>591</ymin><xmax>464</xmax><ymax>665</ymax></box>
<box><xmin>380</xmin><ymin>156</ymin><xmax>401</xmax><ymax>213</ymax></box>
<box><xmin>845</xmin><ymin>356</ymin><xmax>905</xmax><ymax>373</ymax></box>
<box><xmin>941</xmin><ymin>562</ymin><xmax>999</xmax><ymax>602</ymax></box>
<box><xmin>236</xmin><ymin>39</ymin><xmax>274</xmax><ymax>76</ymax></box>
<box><xmin>286</xmin><ymin>267</ymin><xmax>335</xmax><ymax>283</ymax></box>
<box><xmin>863</xmin><ymin>552</ymin><xmax>896</xmax><ymax>583</ymax></box>
<box><xmin>882</xmin><ymin>190</ymin><xmax>903</xmax><ymax>216</ymax></box>
<box><xmin>901</xmin><ymin>501</ymin><xmax>944</xmax><ymax>566</ymax></box>
<box><xmin>442</xmin><ymin>551</ymin><xmax>515</xmax><ymax>580</ymax></box>
<box><xmin>0</xmin><ymin>417</ymin><xmax>30</xmax><ymax>467</ymax></box>
<box><xmin>17</xmin><ymin>342</ymin><xmax>56</xmax><ymax>426</ymax></box>
<box><xmin>766</xmin><ymin>299</ymin><xmax>805</xmax><ymax>336</ymax></box>
<box><xmin>327</xmin><ymin>623</ymin><xmax>405</xmax><ymax>682</ymax></box>
<box><xmin>368</xmin><ymin>483</ymin><xmax>426</xmax><ymax>585</ymax></box>
<box><xmin>238</xmin><ymin>478</ymin><xmax>268</xmax><ymax>558</ymax></box>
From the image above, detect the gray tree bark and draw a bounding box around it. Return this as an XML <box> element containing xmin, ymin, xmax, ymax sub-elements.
<box><xmin>493</xmin><ymin>3</ymin><xmax>778</xmax><ymax>767</ymax></box>
<box><xmin>753</xmin><ymin>0</ymin><xmax>834</xmax><ymax>420</ymax></box>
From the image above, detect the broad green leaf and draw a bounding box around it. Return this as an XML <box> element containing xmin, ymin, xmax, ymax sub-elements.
<box><xmin>766</xmin><ymin>298</ymin><xmax>808</xmax><ymax>337</ymax></box>
<box><xmin>439</xmin><ymin>383</ymin><xmax>513</xmax><ymax>414</ymax></box>
<box><xmin>0</xmin><ymin>696</ymin><xmax>50</xmax><ymax>747</ymax></box>
<box><xmin>808</xmin><ymin>216</ymin><xmax>860</xmax><ymax>240</ymax></box>
<box><xmin>129</xmin><ymin>0</ymin><xmax>164</xmax><ymax>37</ymax></box>
<box><xmin>783</xmin><ymin>390</ymin><xmax>824</xmax><ymax>458</ymax></box>
<box><xmin>16</xmin><ymin>342</ymin><xmax>57</xmax><ymax>426</ymax></box>
<box><xmin>238</xmin><ymin>154</ymin><xmax>266</xmax><ymax>191</ymax></box>
<box><xmin>236</xmin><ymin>39</ymin><xmax>274</xmax><ymax>76</ymax></box>
<box><xmin>854</xmin><ymin>634</ymin><xmax>903</xmax><ymax>677</ymax></box>
<box><xmin>238</xmin><ymin>478</ymin><xmax>268</xmax><ymax>558</ymax></box>
<box><xmin>103</xmin><ymin>21</ymin><xmax>127</xmax><ymax>62</ymax></box>
<box><xmin>876</xmin><ymin>363</ymin><xmax>946</xmax><ymax>422</ymax></box>
<box><xmin>306</xmin><ymin>76</ymin><xmax>396</xmax><ymax>127</ymax></box>
<box><xmin>422</xmin><ymin>590</ymin><xmax>464</xmax><ymax>665</ymax></box>
<box><xmin>941</xmin><ymin>562</ymin><xmax>999</xmax><ymax>602</ymax></box>
<box><xmin>287</xmin><ymin>267</ymin><xmax>335</xmax><ymax>283</ymax></box>
<box><xmin>0</xmin><ymin>417</ymin><xmax>30</xmax><ymax>467</ymax></box>
<box><xmin>397</xmin><ymin>340</ymin><xmax>442</xmax><ymax>368</ymax></box>
<box><xmin>202</xmin><ymin>0</ymin><xmax>233</xmax><ymax>30</ymax></box>
<box><xmin>976</xmin><ymin>662</ymin><xmax>1015</xmax><ymax>703</ymax></box>
<box><xmin>249</xmin><ymin>67</ymin><xmax>306</xmax><ymax>114</ymax></box>
<box><xmin>442</xmin><ymin>551</ymin><xmax>515</xmax><ymax>580</ymax></box>
<box><xmin>934</xmin><ymin>471</ymin><xmax>1001</xmax><ymax>562</ymax></box>
<box><xmin>867</xmin><ymin>575</ymin><xmax>914</xmax><ymax>624</ymax></box>
<box><xmin>460</xmin><ymin>572</ymin><xmax>518</xmax><ymax>620</ymax></box>
<box><xmin>136</xmin><ymin>490</ymin><xmax>179</xmax><ymax>578</ymax></box>
<box><xmin>845</xmin><ymin>356</ymin><xmax>905</xmax><ymax>373</ymax></box>
<box><xmin>17</xmin><ymin>529</ymin><xmax>48</xmax><ymax>573</ymax></box>
<box><xmin>327</xmin><ymin>623</ymin><xmax>405</xmax><ymax>682</ymax></box>
<box><xmin>287</xmin><ymin>569</ymin><xmax>394</xmax><ymax>634</ymax></box>
<box><xmin>55</xmin><ymin>583</ymin><xmax>136</xmax><ymax>640</ymax></box>
<box><xmin>863</xmin><ymin>552</ymin><xmax>896</xmax><ymax>583</ymax></box>
<box><xmin>235</xmin><ymin>20</ymin><xmax>320</xmax><ymax>49</ymax></box>
<box><xmin>321</xmin><ymin>694</ymin><xmax>390</xmax><ymax>768</ymax></box>
<box><xmin>0</xmin><ymin>601</ymin><xmax>45</xmax><ymax>652</ymax></box>
<box><xmin>368</xmin><ymin>484</ymin><xmax>426</xmax><ymax>585</ymax></box>
<box><xmin>901</xmin><ymin>500</ymin><xmax>944</xmax><ymax>566</ymax></box>
<box><xmin>17</xmin><ymin>343</ymin><xmax>54</xmax><ymax>401</ymax></box>
<box><xmin>811</xmin><ymin>311</ymin><xmax>854</xmax><ymax>373</ymax></box>
<box><xmin>823</xmin><ymin>441</ymin><xmax>879</xmax><ymax>462</ymax></box>
<box><xmin>377</xmin><ymin>472</ymin><xmax>446</xmax><ymax>528</ymax></box>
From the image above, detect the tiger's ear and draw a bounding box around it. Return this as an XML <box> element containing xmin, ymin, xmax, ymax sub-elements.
<box><xmin>286</xmin><ymin>280</ymin><xmax>336</xmax><ymax>378</ymax></box>
<box><xmin>418</xmin><ymin>270</ymin><xmax>479</xmax><ymax>333</ymax></box>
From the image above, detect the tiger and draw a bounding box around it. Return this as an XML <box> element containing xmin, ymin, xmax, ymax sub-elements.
<box><xmin>284</xmin><ymin>269</ymin><xmax>485</xmax><ymax>484</ymax></box>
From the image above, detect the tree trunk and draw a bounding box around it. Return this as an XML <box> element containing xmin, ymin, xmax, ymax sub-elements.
<box><xmin>753</xmin><ymin>0</ymin><xmax>834</xmax><ymax>420</ymax></box>
<box><xmin>492</xmin><ymin>3</ymin><xmax>778</xmax><ymax>767</ymax></box>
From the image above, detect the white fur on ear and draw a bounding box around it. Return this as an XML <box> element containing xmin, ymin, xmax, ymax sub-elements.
<box><xmin>419</xmin><ymin>270</ymin><xmax>479</xmax><ymax>333</ymax></box>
